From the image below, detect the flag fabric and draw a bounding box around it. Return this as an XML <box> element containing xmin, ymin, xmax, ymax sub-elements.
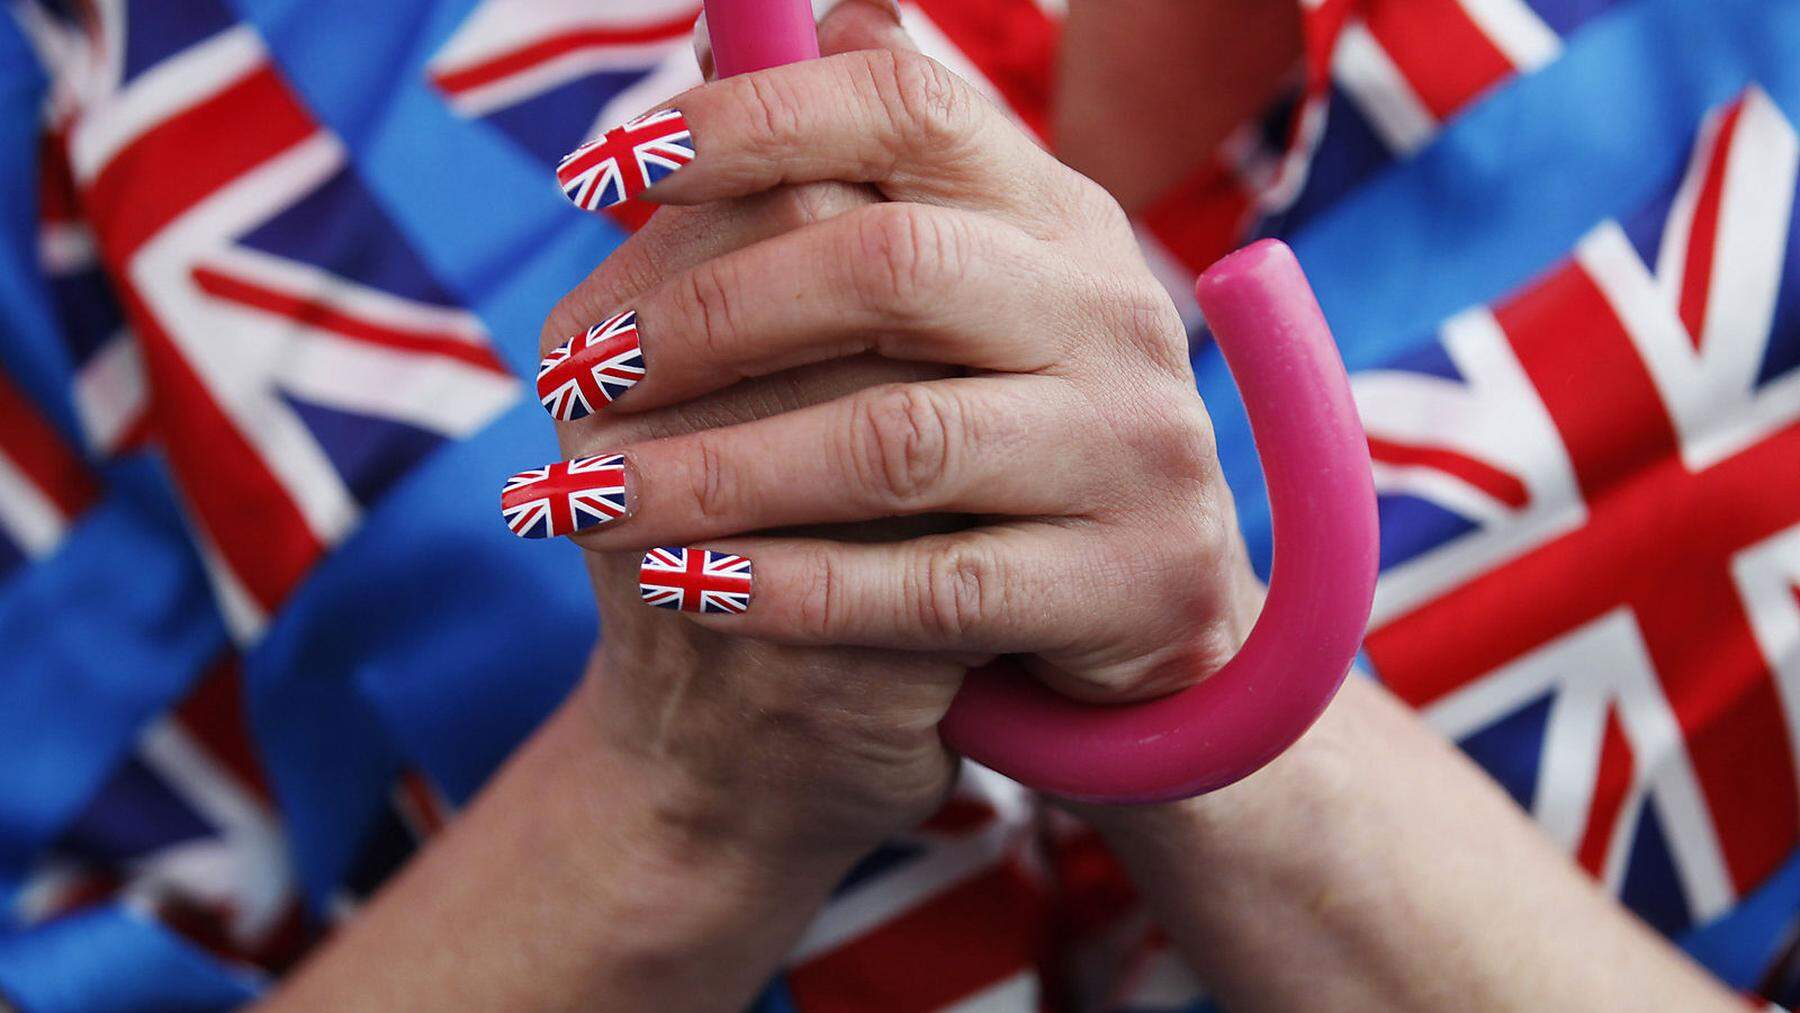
<box><xmin>2</xmin><ymin>0</ymin><xmax>1799</xmax><ymax>1011</ymax></box>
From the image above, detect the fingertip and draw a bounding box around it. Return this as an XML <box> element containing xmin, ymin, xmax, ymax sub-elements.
<box><xmin>815</xmin><ymin>0</ymin><xmax>914</xmax><ymax>57</ymax></box>
<box><xmin>638</xmin><ymin>546</ymin><xmax>755</xmax><ymax>615</ymax></box>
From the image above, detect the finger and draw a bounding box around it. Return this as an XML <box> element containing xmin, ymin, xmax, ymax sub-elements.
<box><xmin>527</xmin><ymin>375</ymin><xmax>1102</xmax><ymax>547</ymax></box>
<box><xmin>541</xmin><ymin>183</ymin><xmax>871</xmax><ymax>361</ymax></box>
<box><xmin>632</xmin><ymin>526</ymin><xmax>1118</xmax><ymax>657</ymax></box>
<box><xmin>555</xmin><ymin>49</ymin><xmax>1086</xmax><ymax>232</ymax></box>
<box><xmin>535</xmin><ymin>203</ymin><xmax>1077</xmax><ymax>420</ymax></box>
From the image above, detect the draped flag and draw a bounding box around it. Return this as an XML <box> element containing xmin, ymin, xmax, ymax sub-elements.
<box><xmin>6</xmin><ymin>0</ymin><xmax>1800</xmax><ymax>1011</ymax></box>
<box><xmin>1356</xmin><ymin>84</ymin><xmax>1800</xmax><ymax>936</ymax></box>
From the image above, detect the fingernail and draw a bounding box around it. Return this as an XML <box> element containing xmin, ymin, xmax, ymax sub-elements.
<box><xmin>640</xmin><ymin>547</ymin><xmax>753</xmax><ymax>614</ymax></box>
<box><xmin>501</xmin><ymin>454</ymin><xmax>631</xmax><ymax>539</ymax></box>
<box><xmin>537</xmin><ymin>310</ymin><xmax>645</xmax><ymax>420</ymax></box>
<box><xmin>556</xmin><ymin>109</ymin><xmax>695</xmax><ymax>212</ymax></box>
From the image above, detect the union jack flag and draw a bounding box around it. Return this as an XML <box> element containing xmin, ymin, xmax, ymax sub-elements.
<box><xmin>427</xmin><ymin>1</ymin><xmax>700</xmax><ymax>157</ymax></box>
<box><xmin>639</xmin><ymin>547</ymin><xmax>753</xmax><ymax>614</ymax></box>
<box><xmin>35</xmin><ymin>131</ymin><xmax>146</xmax><ymax>455</ymax></box>
<box><xmin>501</xmin><ymin>454</ymin><xmax>629</xmax><ymax>540</ymax></box>
<box><xmin>0</xmin><ymin>370</ymin><xmax>98</xmax><ymax>582</ymax></box>
<box><xmin>1260</xmin><ymin>0</ymin><xmax>1630</xmax><ymax>239</ymax></box>
<box><xmin>537</xmin><ymin>309</ymin><xmax>646</xmax><ymax>420</ymax></box>
<box><xmin>1356</xmin><ymin>85</ymin><xmax>1800</xmax><ymax>936</ymax></box>
<box><xmin>12</xmin><ymin>0</ymin><xmax>520</xmax><ymax>641</ymax></box>
<box><xmin>555</xmin><ymin>107</ymin><xmax>695</xmax><ymax>212</ymax></box>
<box><xmin>13</xmin><ymin>658</ymin><xmax>313</xmax><ymax>975</ymax></box>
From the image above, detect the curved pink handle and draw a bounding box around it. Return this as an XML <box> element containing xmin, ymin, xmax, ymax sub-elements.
<box><xmin>702</xmin><ymin>2</ymin><xmax>1380</xmax><ymax>804</ymax></box>
<box><xmin>940</xmin><ymin>241</ymin><xmax>1379</xmax><ymax>802</ymax></box>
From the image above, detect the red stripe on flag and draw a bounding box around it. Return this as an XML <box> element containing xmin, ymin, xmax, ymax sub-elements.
<box><xmin>38</xmin><ymin>131</ymin><xmax>81</xmax><ymax>225</ymax></box>
<box><xmin>85</xmin><ymin>64</ymin><xmax>317</xmax><ymax>264</ymax></box>
<box><xmin>786</xmin><ymin>859</ymin><xmax>1049</xmax><ymax>1012</ymax></box>
<box><xmin>190</xmin><ymin>266</ymin><xmax>510</xmax><ymax>375</ymax></box>
<box><xmin>919</xmin><ymin>795</ymin><xmax>996</xmax><ymax>837</ymax></box>
<box><xmin>430</xmin><ymin>13</ymin><xmax>700</xmax><ymax>97</ymax></box>
<box><xmin>1046</xmin><ymin>828</ymin><xmax>1138</xmax><ymax>942</ymax></box>
<box><xmin>396</xmin><ymin>770</ymin><xmax>450</xmax><ymax>838</ymax></box>
<box><xmin>0</xmin><ymin>372</ymin><xmax>100</xmax><ymax>520</ymax></box>
<box><xmin>1303</xmin><ymin>0</ymin><xmax>1361</xmax><ymax>89</ymax></box>
<box><xmin>118</xmin><ymin>283</ymin><xmax>323</xmax><ymax>613</ymax></box>
<box><xmin>1575</xmin><ymin>704</ymin><xmax>1635</xmax><ymax>875</ymax></box>
<box><xmin>1367</xmin><ymin>435</ymin><xmax>1530</xmax><ymax>508</ymax></box>
<box><xmin>1361</xmin><ymin>0</ymin><xmax>1516</xmax><ymax>121</ymax></box>
<box><xmin>1141</xmin><ymin>164</ymin><xmax>1256</xmax><ymax>277</ymax></box>
<box><xmin>1368</xmin><ymin>257</ymin><xmax>1800</xmax><ymax>894</ymax></box>
<box><xmin>172</xmin><ymin>656</ymin><xmax>274</xmax><ymax>801</ymax></box>
<box><xmin>1679</xmin><ymin>100</ymin><xmax>1747</xmax><ymax>348</ymax></box>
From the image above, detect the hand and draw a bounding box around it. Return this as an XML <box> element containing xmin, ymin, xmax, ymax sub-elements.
<box><xmin>516</xmin><ymin>3</ymin><xmax>974</xmax><ymax>877</ymax></box>
<box><xmin>543</xmin><ymin>41</ymin><xmax>1262</xmax><ymax>704</ymax></box>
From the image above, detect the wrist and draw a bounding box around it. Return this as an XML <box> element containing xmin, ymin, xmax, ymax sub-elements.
<box><xmin>1071</xmin><ymin>672</ymin><xmax>1376</xmax><ymax>861</ymax></box>
<box><xmin>568</xmin><ymin>662</ymin><xmax>871</xmax><ymax>894</ymax></box>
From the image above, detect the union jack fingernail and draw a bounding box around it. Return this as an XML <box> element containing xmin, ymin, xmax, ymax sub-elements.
<box><xmin>501</xmin><ymin>454</ymin><xmax>631</xmax><ymax>539</ymax></box>
<box><xmin>639</xmin><ymin>547</ymin><xmax>753</xmax><ymax>615</ymax></box>
<box><xmin>556</xmin><ymin>108</ymin><xmax>694</xmax><ymax>212</ymax></box>
<box><xmin>537</xmin><ymin>310</ymin><xmax>645</xmax><ymax>419</ymax></box>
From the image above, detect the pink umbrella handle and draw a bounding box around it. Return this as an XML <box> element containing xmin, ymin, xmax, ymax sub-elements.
<box><xmin>703</xmin><ymin>0</ymin><xmax>820</xmax><ymax>77</ymax></box>
<box><xmin>941</xmin><ymin>241</ymin><xmax>1379</xmax><ymax>802</ymax></box>
<box><xmin>703</xmin><ymin>1</ymin><xmax>1380</xmax><ymax>804</ymax></box>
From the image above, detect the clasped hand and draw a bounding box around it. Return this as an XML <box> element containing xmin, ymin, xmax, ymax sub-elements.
<box><xmin>515</xmin><ymin>4</ymin><xmax>1259</xmax><ymax>870</ymax></box>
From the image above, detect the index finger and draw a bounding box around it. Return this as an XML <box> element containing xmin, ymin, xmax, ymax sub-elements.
<box><xmin>555</xmin><ymin>49</ymin><xmax>1086</xmax><ymax>234</ymax></box>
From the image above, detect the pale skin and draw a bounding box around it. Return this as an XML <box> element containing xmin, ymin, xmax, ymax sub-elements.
<box><xmin>266</xmin><ymin>2</ymin><xmax>1742</xmax><ymax>1009</ymax></box>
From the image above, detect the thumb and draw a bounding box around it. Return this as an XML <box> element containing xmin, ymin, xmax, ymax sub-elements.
<box><xmin>694</xmin><ymin>0</ymin><xmax>914</xmax><ymax>81</ymax></box>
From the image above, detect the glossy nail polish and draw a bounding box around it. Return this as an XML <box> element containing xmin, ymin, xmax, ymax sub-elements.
<box><xmin>556</xmin><ymin>108</ymin><xmax>694</xmax><ymax>212</ymax></box>
<box><xmin>639</xmin><ymin>547</ymin><xmax>753</xmax><ymax>614</ymax></box>
<box><xmin>501</xmin><ymin>454</ymin><xmax>630</xmax><ymax>539</ymax></box>
<box><xmin>536</xmin><ymin>310</ymin><xmax>645</xmax><ymax>420</ymax></box>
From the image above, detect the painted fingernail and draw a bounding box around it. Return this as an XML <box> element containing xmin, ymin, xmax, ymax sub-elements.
<box><xmin>501</xmin><ymin>454</ymin><xmax>631</xmax><ymax>539</ymax></box>
<box><xmin>537</xmin><ymin>310</ymin><xmax>645</xmax><ymax>420</ymax></box>
<box><xmin>640</xmin><ymin>547</ymin><xmax>753</xmax><ymax>614</ymax></box>
<box><xmin>556</xmin><ymin>108</ymin><xmax>694</xmax><ymax>212</ymax></box>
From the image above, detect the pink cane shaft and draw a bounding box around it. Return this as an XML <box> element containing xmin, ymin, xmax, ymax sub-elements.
<box><xmin>704</xmin><ymin>0</ymin><xmax>820</xmax><ymax>77</ymax></box>
<box><xmin>701</xmin><ymin>2</ymin><xmax>1380</xmax><ymax>803</ymax></box>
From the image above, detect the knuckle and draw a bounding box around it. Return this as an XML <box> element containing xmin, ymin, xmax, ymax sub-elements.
<box><xmin>686</xmin><ymin>430</ymin><xmax>741</xmax><ymax>524</ymax></box>
<box><xmin>1107</xmin><ymin>276</ymin><xmax>1191</xmax><ymax>374</ymax></box>
<box><xmin>1067</xmin><ymin>172</ymin><xmax>1135</xmax><ymax>239</ymax></box>
<box><xmin>866</xmin><ymin>48</ymin><xmax>977</xmax><ymax>153</ymax></box>
<box><xmin>1162</xmin><ymin>401</ymin><xmax>1222</xmax><ymax>487</ymax></box>
<box><xmin>737</xmin><ymin>69</ymin><xmax>808</xmax><ymax>154</ymax></box>
<box><xmin>678</xmin><ymin>258</ymin><xmax>750</xmax><ymax>370</ymax></box>
<box><xmin>849</xmin><ymin>383</ymin><xmax>960</xmax><ymax>510</ymax></box>
<box><xmin>789</xmin><ymin>544</ymin><xmax>841</xmax><ymax>642</ymax></box>
<box><xmin>914</xmin><ymin>540</ymin><xmax>999</xmax><ymax>640</ymax></box>
<box><xmin>849</xmin><ymin>204</ymin><xmax>975</xmax><ymax>316</ymax></box>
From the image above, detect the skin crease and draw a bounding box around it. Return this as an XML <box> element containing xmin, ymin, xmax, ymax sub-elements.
<box><xmin>265</xmin><ymin>3</ymin><xmax>1743</xmax><ymax>1010</ymax></box>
